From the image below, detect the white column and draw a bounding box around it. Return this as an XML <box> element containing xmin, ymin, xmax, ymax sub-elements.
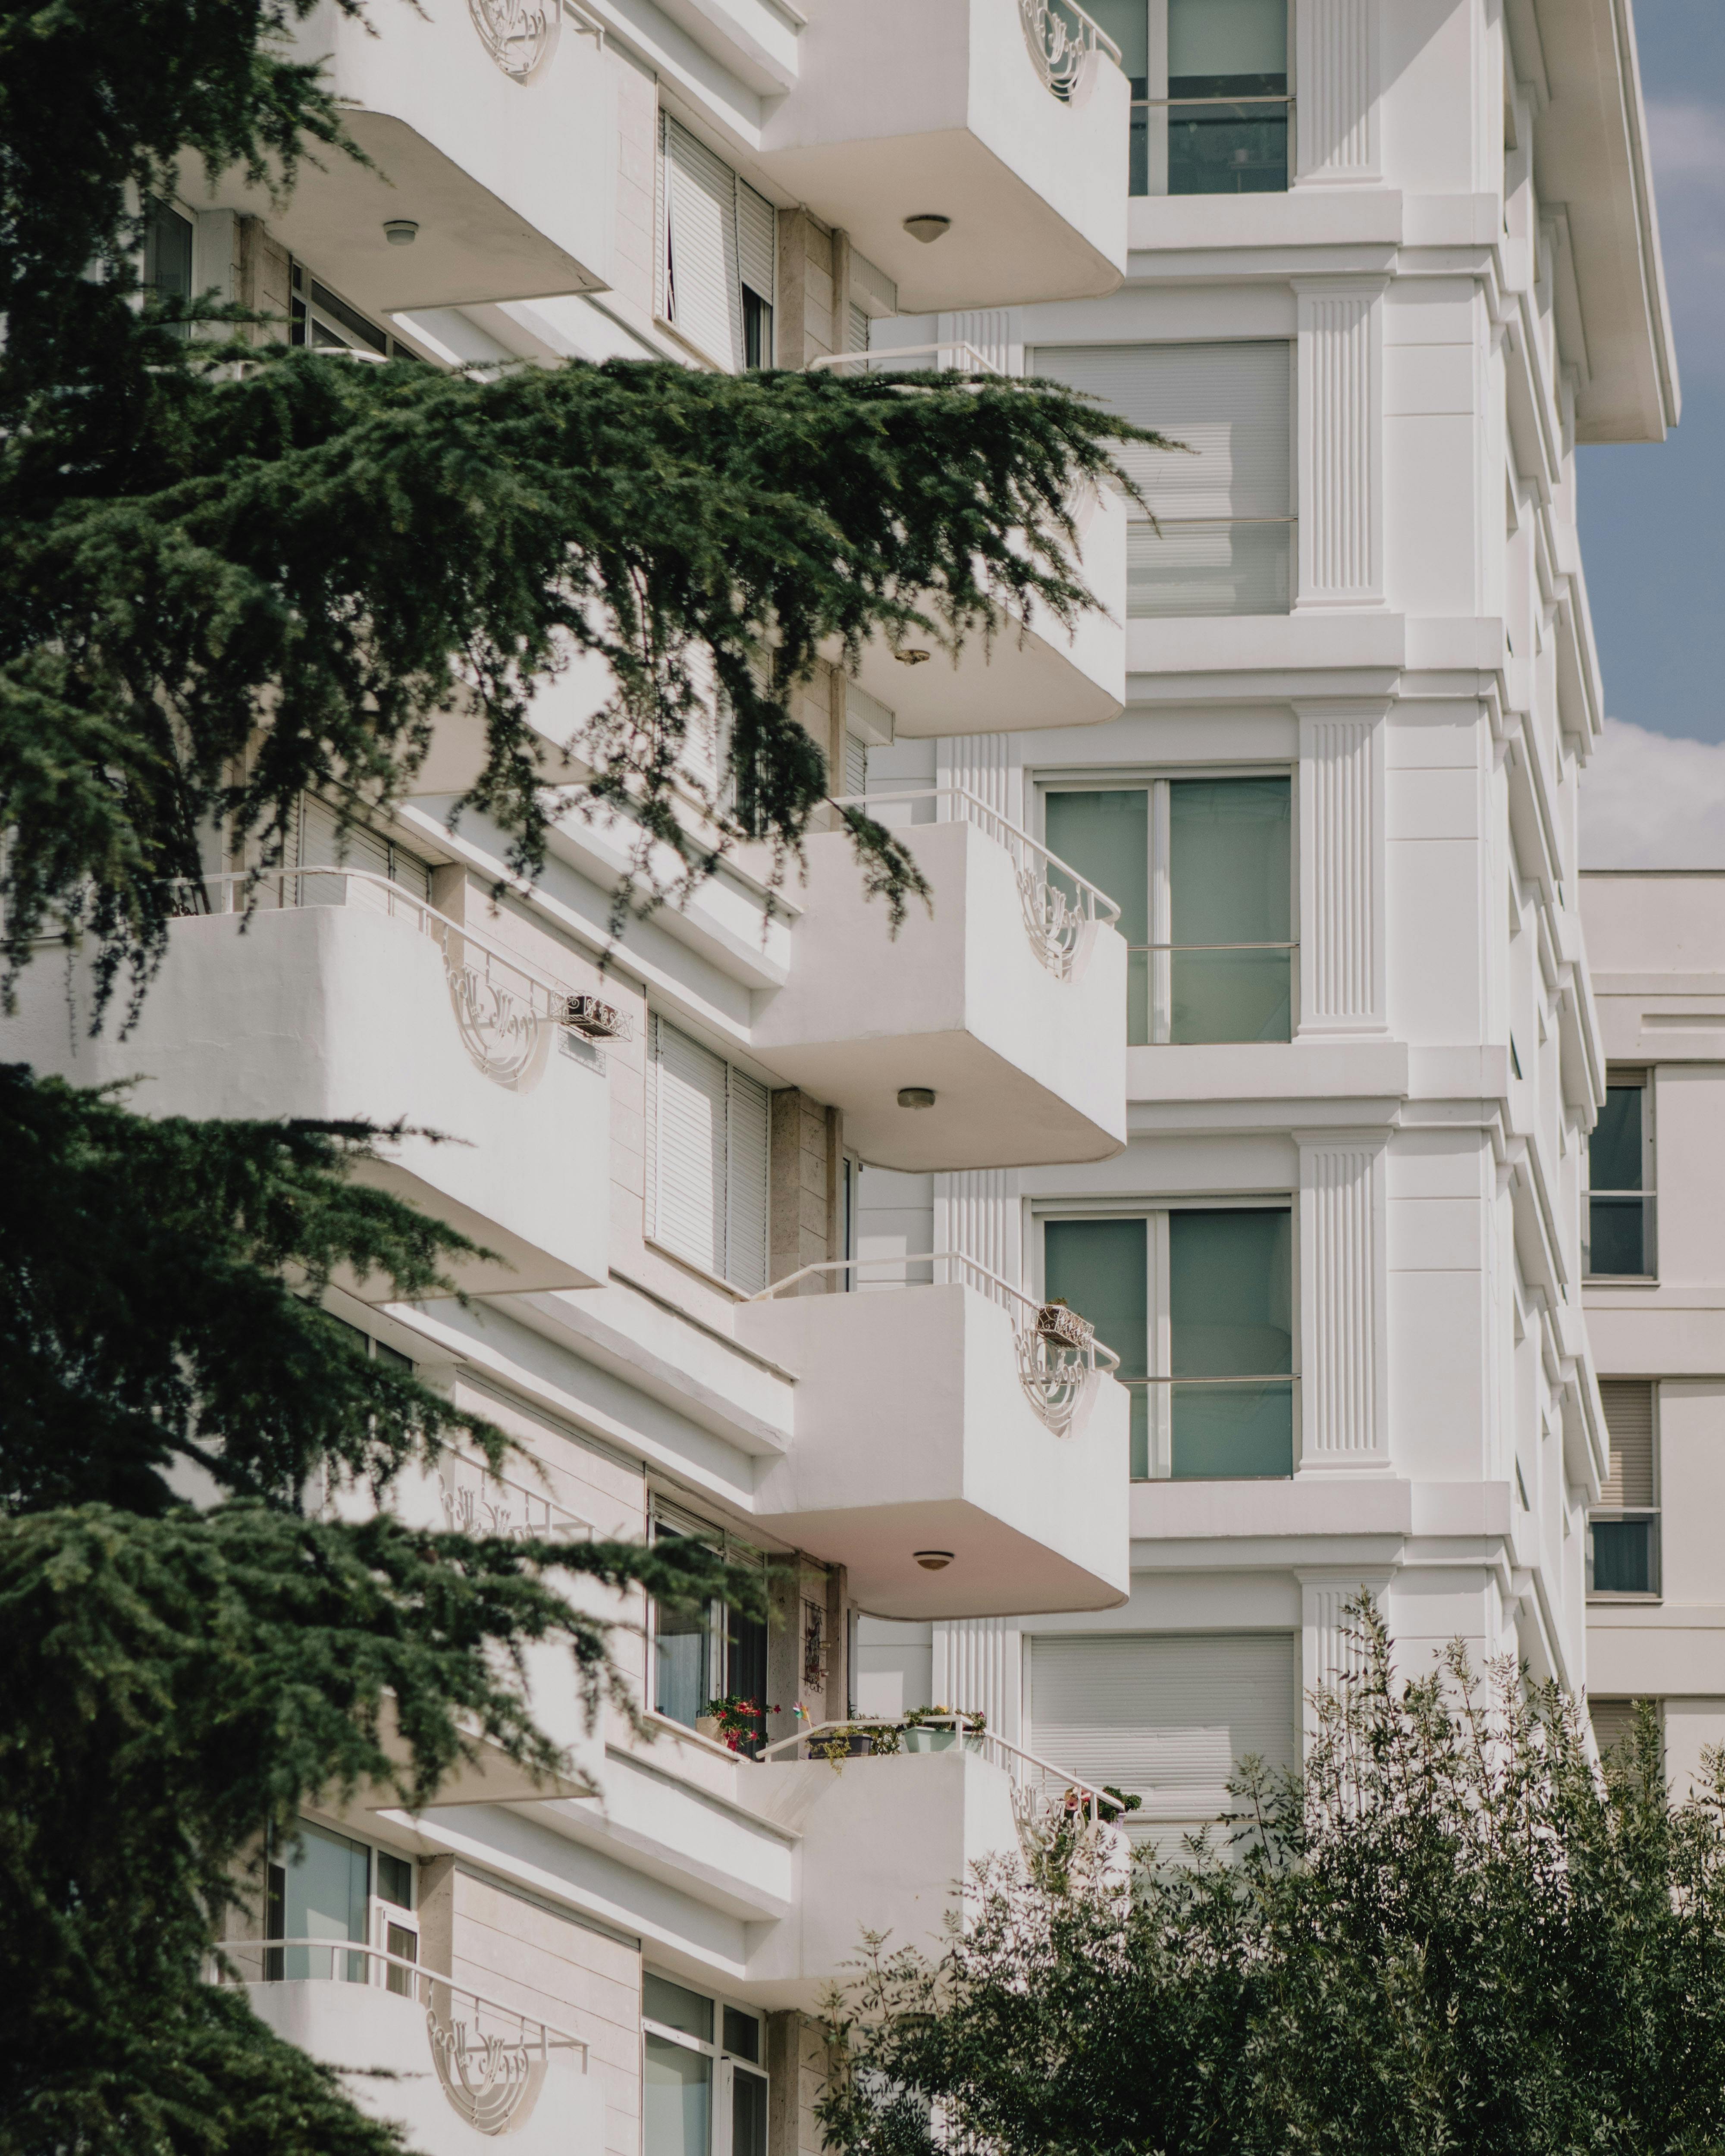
<box><xmin>933</xmin><ymin>1167</ymin><xmax>1021</xmax><ymax>1286</ymax></box>
<box><xmin>1294</xmin><ymin>279</ymin><xmax>1385</xmax><ymax>608</ymax></box>
<box><xmin>935</xmin><ymin>309</ymin><xmax>1023</xmax><ymax>376</ymax></box>
<box><xmin>1298</xmin><ymin>1569</ymin><xmax>1394</xmax><ymax>1743</ymax></box>
<box><xmin>1294</xmin><ymin>0</ymin><xmax>1379</xmax><ymax>186</ymax></box>
<box><xmin>935</xmin><ymin>734</ymin><xmax>1018</xmax><ymax>825</ymax></box>
<box><xmin>1296</xmin><ymin>704</ymin><xmax>1386</xmax><ymax>1035</ymax></box>
<box><xmin>932</xmin><ymin>1617</ymin><xmax>1021</xmax><ymax>1742</ymax></box>
<box><xmin>1295</xmin><ymin>1131</ymin><xmax>1389</xmax><ymax>1471</ymax></box>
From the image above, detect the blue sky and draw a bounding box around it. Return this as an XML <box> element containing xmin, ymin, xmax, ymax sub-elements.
<box><xmin>1581</xmin><ymin>1</ymin><xmax>1725</xmax><ymax>743</ymax></box>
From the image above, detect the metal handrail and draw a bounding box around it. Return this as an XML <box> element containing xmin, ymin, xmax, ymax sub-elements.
<box><xmin>830</xmin><ymin>787</ymin><xmax>1123</xmax><ymax>928</ymax></box>
<box><xmin>1134</xmin><ymin>91</ymin><xmax>1294</xmax><ymax>107</ymax></box>
<box><xmin>759</xmin><ymin>1717</ymin><xmax>1119</xmax><ymax>1827</ymax></box>
<box><xmin>179</xmin><ymin>867</ymin><xmax>580</xmax><ymax>1015</ymax></box>
<box><xmin>747</xmin><ymin>1250</ymin><xmax>1123</xmax><ymax>1378</ymax></box>
<box><xmin>1129</xmin><ymin>939</ymin><xmax>1295</xmax><ymax>952</ymax></box>
<box><xmin>1119</xmin><ymin>1372</ymin><xmax>1294</xmax><ymax>1388</ymax></box>
<box><xmin>436</xmin><ymin>1448</ymin><xmax>595</xmax><ymax>1542</ymax></box>
<box><xmin>808</xmin><ymin>342</ymin><xmax>1002</xmax><ymax>378</ymax></box>
<box><xmin>217</xmin><ymin>1938</ymin><xmax>590</xmax><ymax>2065</ymax></box>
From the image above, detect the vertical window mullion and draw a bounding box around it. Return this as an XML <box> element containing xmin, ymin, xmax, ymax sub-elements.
<box><xmin>1148</xmin><ymin>1210</ymin><xmax>1172</xmax><ymax>1478</ymax></box>
<box><xmin>1150</xmin><ymin>779</ymin><xmax>1172</xmax><ymax>1044</ymax></box>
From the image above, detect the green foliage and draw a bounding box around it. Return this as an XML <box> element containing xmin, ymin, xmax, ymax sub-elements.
<box><xmin>819</xmin><ymin>1601</ymin><xmax>1725</xmax><ymax>2156</ymax></box>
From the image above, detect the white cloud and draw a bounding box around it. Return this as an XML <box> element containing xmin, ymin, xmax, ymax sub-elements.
<box><xmin>1644</xmin><ymin>97</ymin><xmax>1725</xmax><ymax>375</ymax></box>
<box><xmin>1581</xmin><ymin>717</ymin><xmax>1725</xmax><ymax>867</ymax></box>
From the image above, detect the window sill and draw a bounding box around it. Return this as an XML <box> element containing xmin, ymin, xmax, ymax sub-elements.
<box><xmin>1587</xmin><ymin>1593</ymin><xmax>1664</xmax><ymax>1607</ymax></box>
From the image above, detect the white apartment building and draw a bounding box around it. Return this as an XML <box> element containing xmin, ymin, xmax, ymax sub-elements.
<box><xmin>1578</xmin><ymin>871</ymin><xmax>1725</xmax><ymax>1794</ymax></box>
<box><xmin>5</xmin><ymin>0</ymin><xmax>1678</xmax><ymax>2151</ymax></box>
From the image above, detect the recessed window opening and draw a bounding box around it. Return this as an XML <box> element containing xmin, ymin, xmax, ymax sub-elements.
<box><xmin>142</xmin><ymin>197</ymin><xmax>194</xmax><ymax>337</ymax></box>
<box><xmin>1027</xmin><ymin>342</ymin><xmax>1294</xmax><ymax>617</ymax></box>
<box><xmin>263</xmin><ymin>1819</ymin><xmax>418</xmax><ymax>1989</ymax></box>
<box><xmin>649</xmin><ymin>1502</ymin><xmax>770</xmax><ymax>1753</ymax></box>
<box><xmin>1041</xmin><ymin>1206</ymin><xmax>1294</xmax><ymax>1480</ymax></box>
<box><xmin>1086</xmin><ymin>0</ymin><xmax>1291</xmax><ymax>197</ymax></box>
<box><xmin>1041</xmin><ymin>777</ymin><xmax>1292</xmax><ymax>1043</ymax></box>
<box><xmin>1587</xmin><ymin>1073</ymin><xmax>1655</xmax><ymax>1278</ymax></box>
<box><xmin>1589</xmin><ymin>1381</ymin><xmax>1660</xmax><ymax>1598</ymax></box>
<box><xmin>643</xmin><ymin>1974</ymin><xmax>768</xmax><ymax>2156</ymax></box>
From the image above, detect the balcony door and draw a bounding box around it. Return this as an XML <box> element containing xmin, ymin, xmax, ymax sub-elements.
<box><xmin>267</xmin><ymin>1820</ymin><xmax>369</xmax><ymax>1982</ymax></box>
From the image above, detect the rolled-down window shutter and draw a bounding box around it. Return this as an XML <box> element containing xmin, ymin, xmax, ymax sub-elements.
<box><xmin>736</xmin><ymin>179</ymin><xmax>776</xmax><ymax>308</ymax></box>
<box><xmin>1599</xmin><ymin>1381</ymin><xmax>1656</xmax><ymax>1508</ymax></box>
<box><xmin>1028</xmin><ymin>342</ymin><xmax>1291</xmax><ymax>520</ymax></box>
<box><xmin>650</xmin><ymin>1015</ymin><xmax>768</xmax><ymax>1292</ymax></box>
<box><xmin>664</xmin><ymin>115</ymin><xmax>742</xmax><ymax>370</ymax></box>
<box><xmin>295</xmin><ymin>798</ymin><xmax>431</xmax><ymax>903</ymax></box>
<box><xmin>1027</xmin><ymin>1632</ymin><xmax>1298</xmax><ymax>1830</ymax></box>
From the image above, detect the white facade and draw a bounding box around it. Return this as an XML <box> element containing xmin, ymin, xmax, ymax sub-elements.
<box><xmin>16</xmin><ymin>1</ymin><xmax>1680</xmax><ymax>2153</ymax></box>
<box><xmin>1578</xmin><ymin>871</ymin><xmax>1725</xmax><ymax>1796</ymax></box>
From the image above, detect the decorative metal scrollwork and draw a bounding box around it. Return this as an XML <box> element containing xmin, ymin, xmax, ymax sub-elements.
<box><xmin>445</xmin><ymin>958</ymin><xmax>548</xmax><ymax>1088</ymax></box>
<box><xmin>1016</xmin><ymin>1304</ymin><xmax>1098</xmax><ymax>1437</ymax></box>
<box><xmin>1017</xmin><ymin>0</ymin><xmax>1102</xmax><ymax>103</ymax></box>
<box><xmin>466</xmin><ymin>0</ymin><xmax>559</xmax><ymax>80</ymax></box>
<box><xmin>427</xmin><ymin>2010</ymin><xmax>548</xmax><ymax>2136</ymax></box>
<box><xmin>1015</xmin><ymin>865</ymin><xmax>1098</xmax><ymax>981</ymax></box>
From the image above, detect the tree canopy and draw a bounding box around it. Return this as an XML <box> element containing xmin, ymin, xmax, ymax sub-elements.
<box><xmin>819</xmin><ymin>1603</ymin><xmax>1725</xmax><ymax>2156</ymax></box>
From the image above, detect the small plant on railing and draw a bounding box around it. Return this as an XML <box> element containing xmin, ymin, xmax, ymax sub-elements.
<box><xmin>699</xmin><ymin>1695</ymin><xmax>780</xmax><ymax>1753</ymax></box>
<box><xmin>900</xmin><ymin>1705</ymin><xmax>986</xmax><ymax>1754</ymax></box>
<box><xmin>809</xmin><ymin>1722</ymin><xmax>903</xmax><ymax>1765</ymax></box>
<box><xmin>1098</xmin><ymin>1784</ymin><xmax>1142</xmax><ymax>1823</ymax></box>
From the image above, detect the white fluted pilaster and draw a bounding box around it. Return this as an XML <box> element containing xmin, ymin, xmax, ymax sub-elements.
<box><xmin>933</xmin><ymin>1166</ymin><xmax>1021</xmax><ymax>1290</ymax></box>
<box><xmin>1296</xmin><ymin>1132</ymin><xmax>1389</xmax><ymax>1470</ymax></box>
<box><xmin>1299</xmin><ymin>1571</ymin><xmax>1393</xmax><ymax>1742</ymax></box>
<box><xmin>1295</xmin><ymin>280</ymin><xmax>1384</xmax><ymax>608</ymax></box>
<box><xmin>935</xmin><ymin>309</ymin><xmax>1022</xmax><ymax>377</ymax></box>
<box><xmin>1295</xmin><ymin>0</ymin><xmax>1378</xmax><ymax>185</ymax></box>
<box><xmin>1296</xmin><ymin>705</ymin><xmax>1386</xmax><ymax>1034</ymax></box>
<box><xmin>932</xmin><ymin>1617</ymin><xmax>1020</xmax><ymax>1743</ymax></box>
<box><xmin>935</xmin><ymin>734</ymin><xmax>1018</xmax><ymax>825</ymax></box>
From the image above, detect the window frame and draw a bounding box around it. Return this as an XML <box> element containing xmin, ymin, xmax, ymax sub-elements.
<box><xmin>1585</xmin><ymin>1068</ymin><xmax>1657</xmax><ymax>1282</ymax></box>
<box><xmin>642</xmin><ymin>1972</ymin><xmax>769</xmax><ymax>2156</ymax></box>
<box><xmin>1588</xmin><ymin>1379</ymin><xmax>1662</xmax><ymax>1603</ymax></box>
<box><xmin>1032</xmin><ymin>765</ymin><xmax>1299</xmax><ymax>1044</ymax></box>
<box><xmin>647</xmin><ymin>1499</ymin><xmax>771</xmax><ymax>1750</ymax></box>
<box><xmin>1115</xmin><ymin>0</ymin><xmax>1295</xmax><ymax>199</ymax></box>
<box><xmin>645</xmin><ymin>1014</ymin><xmax>772</xmax><ymax>1297</ymax></box>
<box><xmin>264</xmin><ymin>1818</ymin><xmax>420</xmax><ymax>1987</ymax></box>
<box><xmin>1032</xmin><ymin>1196</ymin><xmax>1299</xmax><ymax>1481</ymax></box>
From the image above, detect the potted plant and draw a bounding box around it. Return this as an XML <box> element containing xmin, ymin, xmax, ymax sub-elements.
<box><xmin>809</xmin><ymin>1721</ymin><xmax>901</xmax><ymax>1764</ymax></box>
<box><xmin>697</xmin><ymin>1695</ymin><xmax>780</xmax><ymax>1755</ymax></box>
<box><xmin>901</xmin><ymin>1705</ymin><xmax>986</xmax><ymax>1754</ymax></box>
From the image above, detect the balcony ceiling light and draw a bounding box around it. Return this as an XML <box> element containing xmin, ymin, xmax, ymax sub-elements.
<box><xmin>902</xmin><ymin>214</ymin><xmax>951</xmax><ymax>245</ymax></box>
<box><xmin>897</xmin><ymin>1086</ymin><xmax>936</xmax><ymax>1109</ymax></box>
<box><xmin>893</xmin><ymin>647</ymin><xmax>932</xmax><ymax>666</ymax></box>
<box><xmin>914</xmin><ymin>1551</ymin><xmax>954</xmax><ymax>1570</ymax></box>
<box><xmin>383</xmin><ymin>219</ymin><xmax>420</xmax><ymax>247</ymax></box>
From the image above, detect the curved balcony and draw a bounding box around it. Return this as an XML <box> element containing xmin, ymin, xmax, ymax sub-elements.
<box><xmin>220</xmin><ymin>1940</ymin><xmax>602</xmax><ymax>2156</ymax></box>
<box><xmin>734</xmin><ymin>1255</ymin><xmax>1131</xmax><ymax>1617</ymax></box>
<box><xmin>1</xmin><ymin>871</ymin><xmax>608</xmax><ymax>1297</ymax></box>
<box><xmin>757</xmin><ymin>0</ymin><xmax>1129</xmax><ymax>310</ymax></box>
<box><xmin>182</xmin><ymin>0</ymin><xmax>613</xmax><ymax>312</ymax></box>
<box><xmin>752</xmin><ymin>791</ymin><xmax>1127</xmax><ymax>1171</ymax></box>
<box><xmin>741</xmin><ymin>1725</ymin><xmax>1129</xmax><ymax>2006</ymax></box>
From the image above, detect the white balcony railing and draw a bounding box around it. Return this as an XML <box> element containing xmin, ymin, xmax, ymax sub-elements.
<box><xmin>830</xmin><ymin>788</ymin><xmax>1122</xmax><ymax>981</ymax></box>
<box><xmin>216</xmin><ymin>1938</ymin><xmax>589</xmax><ymax>2135</ymax></box>
<box><xmin>807</xmin><ymin>342</ymin><xmax>1004</xmax><ymax>378</ymax></box>
<box><xmin>176</xmin><ymin>869</ymin><xmax>625</xmax><ymax>1087</ymax></box>
<box><xmin>1018</xmin><ymin>0</ymin><xmax>1122</xmax><ymax>103</ymax></box>
<box><xmin>762</xmin><ymin>1717</ymin><xmax>1130</xmax><ymax>1881</ymax></box>
<box><xmin>436</xmin><ymin>1449</ymin><xmax>595</xmax><ymax>1543</ymax></box>
<box><xmin>750</xmin><ymin>1250</ymin><xmax>1119</xmax><ymax>1440</ymax></box>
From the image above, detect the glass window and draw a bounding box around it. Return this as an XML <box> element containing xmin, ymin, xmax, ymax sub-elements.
<box><xmin>1590</xmin><ymin>1518</ymin><xmax>1658</xmax><ymax>1595</ymax></box>
<box><xmin>267</xmin><ymin>1820</ymin><xmax>369</xmax><ymax>1982</ymax></box>
<box><xmin>1167</xmin><ymin>0</ymin><xmax>1288</xmax><ymax>195</ymax></box>
<box><xmin>1041</xmin><ymin>1207</ymin><xmax>1293</xmax><ymax>1481</ymax></box>
<box><xmin>644</xmin><ymin>1976</ymin><xmax>768</xmax><ymax>2156</ymax></box>
<box><xmin>1588</xmin><ymin>1078</ymin><xmax>1655</xmax><ymax>1277</ymax></box>
<box><xmin>1044</xmin><ymin>777</ymin><xmax>1292</xmax><ymax>1045</ymax></box>
<box><xmin>376</xmin><ymin>1851</ymin><xmax>414</xmax><ymax>1909</ymax></box>
<box><xmin>1045</xmin><ymin>1217</ymin><xmax>1150</xmax><ymax>1478</ymax></box>
<box><xmin>143</xmin><ymin>198</ymin><xmax>194</xmax><ymax>337</ymax></box>
<box><xmin>1170</xmin><ymin>1210</ymin><xmax>1293</xmax><ymax>1479</ymax></box>
<box><xmin>1589</xmin><ymin>1379</ymin><xmax>1660</xmax><ymax>1598</ymax></box>
<box><xmin>650</xmin><ymin>1512</ymin><xmax>770</xmax><ymax>1754</ymax></box>
<box><xmin>1085</xmin><ymin>1</ymin><xmax>1151</xmax><ymax>191</ymax></box>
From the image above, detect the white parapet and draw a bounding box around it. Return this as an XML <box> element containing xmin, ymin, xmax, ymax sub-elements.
<box><xmin>735</xmin><ymin>1278</ymin><xmax>1131</xmax><ymax>1617</ymax></box>
<box><xmin>3</xmin><ymin>888</ymin><xmax>608</xmax><ymax>1297</ymax></box>
<box><xmin>758</xmin><ymin>0</ymin><xmax>1129</xmax><ymax>310</ymax></box>
<box><xmin>753</xmin><ymin>805</ymin><xmax>1128</xmax><ymax>1172</ymax></box>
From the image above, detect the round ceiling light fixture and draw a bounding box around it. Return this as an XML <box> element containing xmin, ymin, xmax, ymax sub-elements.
<box><xmin>897</xmin><ymin>1086</ymin><xmax>937</xmax><ymax>1110</ymax></box>
<box><xmin>383</xmin><ymin>219</ymin><xmax>420</xmax><ymax>246</ymax></box>
<box><xmin>893</xmin><ymin>648</ymin><xmax>932</xmax><ymax>666</ymax></box>
<box><xmin>903</xmin><ymin>214</ymin><xmax>952</xmax><ymax>245</ymax></box>
<box><xmin>914</xmin><ymin>1550</ymin><xmax>955</xmax><ymax>1571</ymax></box>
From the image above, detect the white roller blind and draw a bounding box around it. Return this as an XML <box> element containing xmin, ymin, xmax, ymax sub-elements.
<box><xmin>663</xmin><ymin>115</ymin><xmax>743</xmax><ymax>370</ymax></box>
<box><xmin>736</xmin><ymin>179</ymin><xmax>776</xmax><ymax>306</ymax></box>
<box><xmin>650</xmin><ymin>1015</ymin><xmax>769</xmax><ymax>1292</ymax></box>
<box><xmin>1599</xmin><ymin>1380</ymin><xmax>1656</xmax><ymax>1509</ymax></box>
<box><xmin>296</xmin><ymin>796</ymin><xmax>432</xmax><ymax>901</ymax></box>
<box><xmin>1027</xmin><ymin>1632</ymin><xmax>1297</xmax><ymax>1827</ymax></box>
<box><xmin>1029</xmin><ymin>342</ymin><xmax>1291</xmax><ymax>519</ymax></box>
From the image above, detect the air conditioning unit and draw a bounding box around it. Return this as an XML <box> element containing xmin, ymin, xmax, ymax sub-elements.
<box><xmin>563</xmin><ymin>993</ymin><xmax>627</xmax><ymax>1040</ymax></box>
